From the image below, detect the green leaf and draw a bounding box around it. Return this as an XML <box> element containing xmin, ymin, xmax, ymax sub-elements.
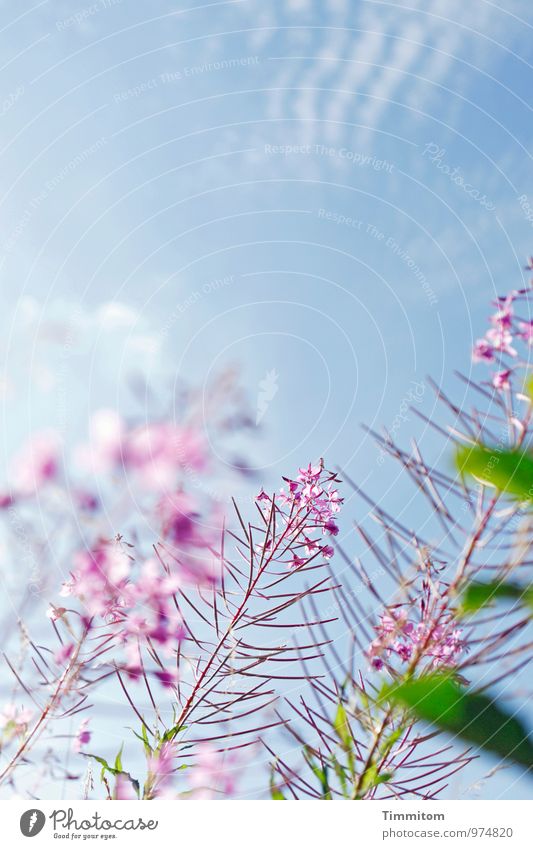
<box><xmin>330</xmin><ymin>753</ymin><xmax>349</xmax><ymax>796</ymax></box>
<box><xmin>456</xmin><ymin>445</ymin><xmax>533</xmax><ymax>501</ymax></box>
<box><xmin>334</xmin><ymin>702</ymin><xmax>353</xmax><ymax>751</ymax></box>
<box><xmin>269</xmin><ymin>764</ymin><xmax>287</xmax><ymax>800</ymax></box>
<box><xmin>114</xmin><ymin>745</ymin><xmax>123</xmax><ymax>773</ymax></box>
<box><xmin>86</xmin><ymin>753</ymin><xmax>114</xmax><ymax>780</ymax></box>
<box><xmin>381</xmin><ymin>674</ymin><xmax>533</xmax><ymax>770</ymax></box>
<box><xmin>161</xmin><ymin>724</ymin><xmax>185</xmax><ymax>745</ymax></box>
<box><xmin>84</xmin><ymin>753</ymin><xmax>140</xmax><ymax>797</ymax></box>
<box><xmin>360</xmin><ymin>764</ymin><xmax>394</xmax><ymax>793</ymax></box>
<box><xmin>378</xmin><ymin>727</ymin><xmax>402</xmax><ymax>759</ymax></box>
<box><xmin>461</xmin><ymin>581</ymin><xmax>533</xmax><ymax>615</ymax></box>
<box><xmin>270</xmin><ymin>786</ymin><xmax>286</xmax><ymax>800</ymax></box>
<box><xmin>303</xmin><ymin>747</ymin><xmax>332</xmax><ymax>800</ymax></box>
<box><xmin>131</xmin><ymin>728</ymin><xmax>152</xmax><ymax>756</ymax></box>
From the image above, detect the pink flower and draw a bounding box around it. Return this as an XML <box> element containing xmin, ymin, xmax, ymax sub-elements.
<box><xmin>147</xmin><ymin>741</ymin><xmax>177</xmax><ymax>795</ymax></box>
<box><xmin>77</xmin><ymin>413</ymin><xmax>208</xmax><ymax>491</ymax></box>
<box><xmin>303</xmin><ymin>536</ymin><xmax>319</xmax><ymax>555</ymax></box>
<box><xmin>0</xmin><ymin>704</ymin><xmax>33</xmax><ymax>739</ymax></box>
<box><xmin>258</xmin><ymin>462</ymin><xmax>343</xmax><ymax>571</ymax></box>
<box><xmin>61</xmin><ymin>544</ymin><xmax>131</xmax><ymax>619</ymax></box>
<box><xmin>474</xmin><ymin>286</ymin><xmax>533</xmax><ymax>382</ymax></box>
<box><xmin>395</xmin><ymin>641</ymin><xmax>412</xmax><ymax>662</ymax></box>
<box><xmin>369</xmin><ymin>607</ymin><xmax>463</xmax><ymax>670</ymax></box>
<box><xmin>54</xmin><ymin>643</ymin><xmax>74</xmax><ymax>665</ymax></box>
<box><xmin>46</xmin><ymin>604</ymin><xmax>66</xmax><ymax>622</ymax></box>
<box><xmin>75</xmin><ymin>490</ymin><xmax>99</xmax><ymax>511</ymax></box>
<box><xmin>485</xmin><ymin>326</ymin><xmax>517</xmax><ymax>357</ymax></box>
<box><xmin>126</xmin><ymin>424</ymin><xmax>207</xmax><ymax>490</ymax></box>
<box><xmin>490</xmin><ymin>304</ymin><xmax>513</xmax><ymax>330</ymax></box>
<box><xmin>155</xmin><ymin>668</ymin><xmax>178</xmax><ymax>689</ymax></box>
<box><xmin>323</xmin><ymin>519</ymin><xmax>339</xmax><ymax>536</ymax></box>
<box><xmin>428</xmin><ymin>628</ymin><xmax>464</xmax><ymax>666</ymax></box>
<box><xmin>156</xmin><ymin>493</ymin><xmax>220</xmax><ymax>587</ymax></box>
<box><xmin>290</xmin><ymin>554</ymin><xmax>306</xmax><ymax>570</ymax></box>
<box><xmin>188</xmin><ymin>746</ymin><xmax>239</xmax><ymax>799</ymax></box>
<box><xmin>11</xmin><ymin>430</ymin><xmax>60</xmax><ymax>494</ymax></box>
<box><xmin>114</xmin><ymin>774</ymin><xmax>138</xmax><ymax>800</ymax></box>
<box><xmin>472</xmin><ymin>339</ymin><xmax>494</xmax><ymax>363</ymax></box>
<box><xmin>73</xmin><ymin>718</ymin><xmax>91</xmax><ymax>753</ymax></box>
<box><xmin>492</xmin><ymin>369</ymin><xmax>512</xmax><ymax>390</ymax></box>
<box><xmin>518</xmin><ymin>320</ymin><xmax>533</xmax><ymax>345</ymax></box>
<box><xmin>157</xmin><ymin>491</ymin><xmax>202</xmax><ymax>548</ymax></box>
<box><xmin>298</xmin><ymin>463</ymin><xmax>322</xmax><ymax>483</ymax></box>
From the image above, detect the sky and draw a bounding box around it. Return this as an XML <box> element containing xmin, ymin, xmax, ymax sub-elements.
<box><xmin>0</xmin><ymin>0</ymin><xmax>532</xmax><ymax>799</ymax></box>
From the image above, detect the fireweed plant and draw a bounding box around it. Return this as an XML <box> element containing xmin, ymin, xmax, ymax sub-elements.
<box><xmin>1</xmin><ymin>275</ymin><xmax>533</xmax><ymax>799</ymax></box>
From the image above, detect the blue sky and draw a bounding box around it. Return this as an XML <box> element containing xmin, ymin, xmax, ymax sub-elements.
<box><xmin>0</xmin><ymin>0</ymin><xmax>533</xmax><ymax>798</ymax></box>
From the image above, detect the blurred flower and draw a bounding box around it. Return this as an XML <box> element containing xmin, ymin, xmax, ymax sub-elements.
<box><xmin>77</xmin><ymin>414</ymin><xmax>208</xmax><ymax>493</ymax></box>
<box><xmin>147</xmin><ymin>741</ymin><xmax>177</xmax><ymax>796</ymax></box>
<box><xmin>73</xmin><ymin>719</ymin><xmax>91</xmax><ymax>753</ymax></box>
<box><xmin>61</xmin><ymin>544</ymin><xmax>131</xmax><ymax>620</ymax></box>
<box><xmin>54</xmin><ymin>643</ymin><xmax>74</xmax><ymax>666</ymax></box>
<box><xmin>46</xmin><ymin>604</ymin><xmax>67</xmax><ymax>622</ymax></box>
<box><xmin>11</xmin><ymin>431</ymin><xmax>61</xmax><ymax>494</ymax></box>
<box><xmin>114</xmin><ymin>773</ymin><xmax>138</xmax><ymax>800</ymax></box>
<box><xmin>0</xmin><ymin>704</ymin><xmax>33</xmax><ymax>740</ymax></box>
<box><xmin>188</xmin><ymin>746</ymin><xmax>239</xmax><ymax>799</ymax></box>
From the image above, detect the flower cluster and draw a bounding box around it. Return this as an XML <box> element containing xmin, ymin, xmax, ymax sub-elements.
<box><xmin>257</xmin><ymin>461</ymin><xmax>343</xmax><ymax>568</ymax></box>
<box><xmin>77</xmin><ymin>410</ymin><xmax>208</xmax><ymax>491</ymax></box>
<box><xmin>0</xmin><ymin>408</ymin><xmax>210</xmax><ymax>516</ymax></box>
<box><xmin>155</xmin><ymin>490</ymin><xmax>220</xmax><ymax>585</ymax></box>
<box><xmin>472</xmin><ymin>282</ymin><xmax>533</xmax><ymax>390</ymax></box>
<box><xmin>368</xmin><ymin>607</ymin><xmax>464</xmax><ymax>671</ymax></box>
<box><xmin>59</xmin><ymin>542</ymin><xmax>185</xmax><ymax>681</ymax></box>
